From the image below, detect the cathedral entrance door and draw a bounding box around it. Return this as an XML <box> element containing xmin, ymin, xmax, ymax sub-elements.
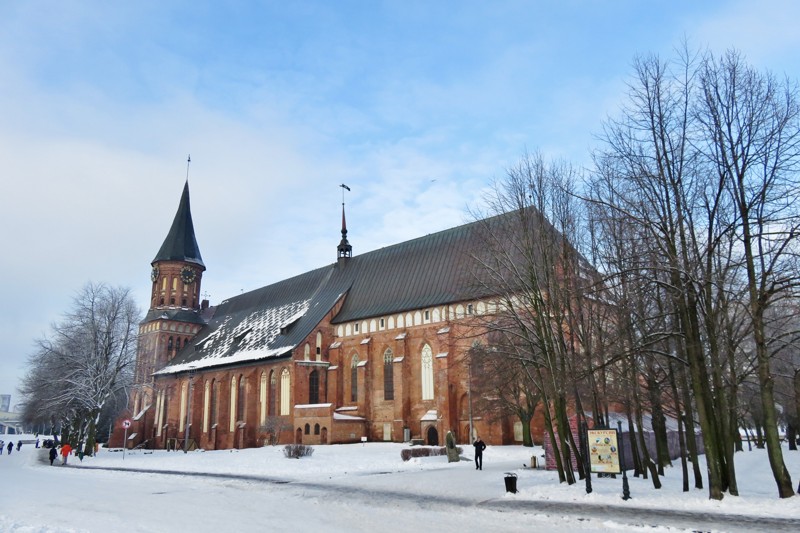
<box><xmin>426</xmin><ymin>426</ymin><xmax>439</xmax><ymax>446</ymax></box>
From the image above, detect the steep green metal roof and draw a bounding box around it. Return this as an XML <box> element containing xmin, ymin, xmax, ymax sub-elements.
<box><xmin>153</xmin><ymin>181</ymin><xmax>205</xmax><ymax>268</ymax></box>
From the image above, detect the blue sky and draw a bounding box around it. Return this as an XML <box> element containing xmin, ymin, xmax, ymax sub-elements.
<box><xmin>1</xmin><ymin>0</ymin><xmax>798</xmax><ymax>402</ymax></box>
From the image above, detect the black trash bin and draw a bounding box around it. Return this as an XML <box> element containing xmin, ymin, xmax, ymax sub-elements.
<box><xmin>504</xmin><ymin>472</ymin><xmax>518</xmax><ymax>493</ymax></box>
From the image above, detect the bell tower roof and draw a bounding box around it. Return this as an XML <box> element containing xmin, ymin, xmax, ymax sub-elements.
<box><xmin>153</xmin><ymin>180</ymin><xmax>205</xmax><ymax>268</ymax></box>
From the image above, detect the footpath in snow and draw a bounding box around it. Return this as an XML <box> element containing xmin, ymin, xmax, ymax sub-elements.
<box><xmin>1</xmin><ymin>435</ymin><xmax>799</xmax><ymax>532</ymax></box>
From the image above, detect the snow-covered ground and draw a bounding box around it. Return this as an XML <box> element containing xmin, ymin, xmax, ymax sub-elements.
<box><xmin>1</xmin><ymin>434</ymin><xmax>798</xmax><ymax>532</ymax></box>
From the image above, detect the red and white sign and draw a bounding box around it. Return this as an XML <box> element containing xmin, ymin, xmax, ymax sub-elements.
<box><xmin>122</xmin><ymin>419</ymin><xmax>131</xmax><ymax>429</ymax></box>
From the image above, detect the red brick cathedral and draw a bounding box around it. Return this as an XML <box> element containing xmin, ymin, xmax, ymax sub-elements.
<box><xmin>116</xmin><ymin>182</ymin><xmax>522</xmax><ymax>450</ymax></box>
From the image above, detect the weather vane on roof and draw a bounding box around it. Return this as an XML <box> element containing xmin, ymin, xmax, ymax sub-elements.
<box><xmin>340</xmin><ymin>183</ymin><xmax>350</xmax><ymax>206</ymax></box>
<box><xmin>186</xmin><ymin>154</ymin><xmax>191</xmax><ymax>182</ymax></box>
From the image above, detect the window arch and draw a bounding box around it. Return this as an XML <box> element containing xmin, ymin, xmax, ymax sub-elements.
<box><xmin>280</xmin><ymin>368</ymin><xmax>290</xmax><ymax>416</ymax></box>
<box><xmin>350</xmin><ymin>354</ymin><xmax>359</xmax><ymax>402</ymax></box>
<box><xmin>237</xmin><ymin>374</ymin><xmax>246</xmax><ymax>423</ymax></box>
<box><xmin>210</xmin><ymin>379</ymin><xmax>218</xmax><ymax>430</ymax></box>
<box><xmin>384</xmin><ymin>348</ymin><xmax>394</xmax><ymax>401</ymax></box>
<box><xmin>259</xmin><ymin>372</ymin><xmax>267</xmax><ymax>426</ymax></box>
<box><xmin>309</xmin><ymin>370</ymin><xmax>319</xmax><ymax>404</ymax></box>
<box><xmin>304</xmin><ymin>343</ymin><xmax>310</xmax><ymax>361</ymax></box>
<box><xmin>421</xmin><ymin>344</ymin><xmax>434</xmax><ymax>400</ymax></box>
<box><xmin>203</xmin><ymin>380</ymin><xmax>211</xmax><ymax>433</ymax></box>
<box><xmin>179</xmin><ymin>381</ymin><xmax>188</xmax><ymax>432</ymax></box>
<box><xmin>268</xmin><ymin>370</ymin><xmax>276</xmax><ymax>417</ymax></box>
<box><xmin>304</xmin><ymin>423</ymin><xmax>310</xmax><ymax>435</ymax></box>
<box><xmin>229</xmin><ymin>375</ymin><xmax>237</xmax><ymax>431</ymax></box>
<box><xmin>314</xmin><ymin>423</ymin><xmax>320</xmax><ymax>435</ymax></box>
<box><xmin>316</xmin><ymin>332</ymin><xmax>322</xmax><ymax>360</ymax></box>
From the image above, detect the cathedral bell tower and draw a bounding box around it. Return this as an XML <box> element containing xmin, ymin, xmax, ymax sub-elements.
<box><xmin>150</xmin><ymin>180</ymin><xmax>206</xmax><ymax>310</ymax></box>
<box><xmin>115</xmin><ymin>175</ymin><xmax>209</xmax><ymax>449</ymax></box>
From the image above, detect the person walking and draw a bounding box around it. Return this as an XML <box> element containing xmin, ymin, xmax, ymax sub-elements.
<box><xmin>16</xmin><ymin>441</ymin><xmax>21</xmax><ymax>451</ymax></box>
<box><xmin>49</xmin><ymin>446</ymin><xmax>58</xmax><ymax>466</ymax></box>
<box><xmin>6</xmin><ymin>441</ymin><xmax>13</xmax><ymax>455</ymax></box>
<box><xmin>473</xmin><ymin>436</ymin><xmax>486</xmax><ymax>470</ymax></box>
<box><xmin>60</xmin><ymin>443</ymin><xmax>72</xmax><ymax>465</ymax></box>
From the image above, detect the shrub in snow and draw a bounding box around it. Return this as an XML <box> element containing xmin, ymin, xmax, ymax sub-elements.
<box><xmin>401</xmin><ymin>446</ymin><xmax>463</xmax><ymax>462</ymax></box>
<box><xmin>284</xmin><ymin>444</ymin><xmax>314</xmax><ymax>459</ymax></box>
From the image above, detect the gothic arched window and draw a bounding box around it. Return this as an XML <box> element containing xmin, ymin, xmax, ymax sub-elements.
<box><xmin>350</xmin><ymin>354</ymin><xmax>359</xmax><ymax>402</ymax></box>
<box><xmin>309</xmin><ymin>370</ymin><xmax>319</xmax><ymax>404</ymax></box>
<box><xmin>384</xmin><ymin>348</ymin><xmax>394</xmax><ymax>401</ymax></box>
<box><xmin>421</xmin><ymin>344</ymin><xmax>434</xmax><ymax>400</ymax></box>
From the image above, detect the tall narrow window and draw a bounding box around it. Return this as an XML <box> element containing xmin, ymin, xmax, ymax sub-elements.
<box><xmin>259</xmin><ymin>372</ymin><xmax>267</xmax><ymax>426</ymax></box>
<box><xmin>351</xmin><ymin>354</ymin><xmax>359</xmax><ymax>402</ymax></box>
<box><xmin>210</xmin><ymin>379</ymin><xmax>218</xmax><ymax>430</ymax></box>
<box><xmin>309</xmin><ymin>370</ymin><xmax>319</xmax><ymax>404</ymax></box>
<box><xmin>203</xmin><ymin>380</ymin><xmax>210</xmax><ymax>433</ymax></box>
<box><xmin>384</xmin><ymin>348</ymin><xmax>394</xmax><ymax>401</ymax></box>
<box><xmin>237</xmin><ymin>374</ymin><xmax>246</xmax><ymax>423</ymax></box>
<box><xmin>179</xmin><ymin>381</ymin><xmax>188</xmax><ymax>432</ymax></box>
<box><xmin>280</xmin><ymin>368</ymin><xmax>290</xmax><ymax>416</ymax></box>
<box><xmin>268</xmin><ymin>370</ymin><xmax>276</xmax><ymax>417</ymax></box>
<box><xmin>316</xmin><ymin>332</ymin><xmax>322</xmax><ymax>360</ymax></box>
<box><xmin>229</xmin><ymin>376</ymin><xmax>237</xmax><ymax>432</ymax></box>
<box><xmin>304</xmin><ymin>343</ymin><xmax>310</xmax><ymax>361</ymax></box>
<box><xmin>156</xmin><ymin>390</ymin><xmax>164</xmax><ymax>437</ymax></box>
<box><xmin>421</xmin><ymin>344</ymin><xmax>434</xmax><ymax>400</ymax></box>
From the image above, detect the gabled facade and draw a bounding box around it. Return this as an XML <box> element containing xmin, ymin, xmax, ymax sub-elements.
<box><xmin>115</xmin><ymin>184</ymin><xmax>525</xmax><ymax>450</ymax></box>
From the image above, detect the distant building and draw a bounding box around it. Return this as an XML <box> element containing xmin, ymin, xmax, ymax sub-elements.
<box><xmin>114</xmin><ymin>182</ymin><xmax>542</xmax><ymax>450</ymax></box>
<box><xmin>0</xmin><ymin>394</ymin><xmax>10</xmax><ymax>412</ymax></box>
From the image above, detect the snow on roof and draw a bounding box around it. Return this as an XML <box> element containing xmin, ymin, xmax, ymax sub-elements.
<box><xmin>333</xmin><ymin>412</ymin><xmax>365</xmax><ymax>421</ymax></box>
<box><xmin>157</xmin><ymin>298</ymin><xmax>309</xmax><ymax>375</ymax></box>
<box><xmin>421</xmin><ymin>410</ymin><xmax>438</xmax><ymax>421</ymax></box>
<box><xmin>295</xmin><ymin>403</ymin><xmax>333</xmax><ymax>409</ymax></box>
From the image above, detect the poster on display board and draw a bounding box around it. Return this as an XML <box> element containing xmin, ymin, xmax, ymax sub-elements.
<box><xmin>587</xmin><ymin>428</ymin><xmax>621</xmax><ymax>474</ymax></box>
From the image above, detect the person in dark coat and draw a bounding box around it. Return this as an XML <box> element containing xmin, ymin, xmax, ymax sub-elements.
<box><xmin>16</xmin><ymin>441</ymin><xmax>21</xmax><ymax>451</ymax></box>
<box><xmin>473</xmin><ymin>436</ymin><xmax>486</xmax><ymax>470</ymax></box>
<box><xmin>6</xmin><ymin>441</ymin><xmax>13</xmax><ymax>455</ymax></box>
<box><xmin>49</xmin><ymin>446</ymin><xmax>58</xmax><ymax>466</ymax></box>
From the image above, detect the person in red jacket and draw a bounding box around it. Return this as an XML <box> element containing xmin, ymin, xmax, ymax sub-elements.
<box><xmin>60</xmin><ymin>443</ymin><xmax>73</xmax><ymax>465</ymax></box>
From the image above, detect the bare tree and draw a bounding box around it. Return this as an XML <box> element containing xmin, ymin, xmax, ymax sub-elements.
<box><xmin>469</xmin><ymin>152</ymin><xmax>603</xmax><ymax>484</ymax></box>
<box><xmin>20</xmin><ymin>283</ymin><xmax>139</xmax><ymax>456</ymax></box>
<box><xmin>696</xmin><ymin>50</ymin><xmax>800</xmax><ymax>498</ymax></box>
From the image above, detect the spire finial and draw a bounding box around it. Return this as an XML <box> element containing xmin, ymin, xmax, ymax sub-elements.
<box><xmin>186</xmin><ymin>154</ymin><xmax>191</xmax><ymax>182</ymax></box>
<box><xmin>338</xmin><ymin>184</ymin><xmax>352</xmax><ymax>262</ymax></box>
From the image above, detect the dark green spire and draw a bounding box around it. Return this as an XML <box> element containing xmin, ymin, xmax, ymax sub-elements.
<box><xmin>153</xmin><ymin>181</ymin><xmax>204</xmax><ymax>268</ymax></box>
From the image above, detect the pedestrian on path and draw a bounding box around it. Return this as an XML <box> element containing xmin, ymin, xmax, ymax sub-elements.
<box><xmin>49</xmin><ymin>446</ymin><xmax>58</xmax><ymax>466</ymax></box>
<box><xmin>61</xmin><ymin>443</ymin><xmax>72</xmax><ymax>465</ymax></box>
<box><xmin>16</xmin><ymin>441</ymin><xmax>21</xmax><ymax>451</ymax></box>
<box><xmin>473</xmin><ymin>436</ymin><xmax>486</xmax><ymax>470</ymax></box>
<box><xmin>6</xmin><ymin>441</ymin><xmax>13</xmax><ymax>455</ymax></box>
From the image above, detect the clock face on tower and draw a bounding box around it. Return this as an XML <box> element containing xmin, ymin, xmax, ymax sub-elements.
<box><xmin>180</xmin><ymin>266</ymin><xmax>197</xmax><ymax>284</ymax></box>
<box><xmin>151</xmin><ymin>266</ymin><xmax>159</xmax><ymax>282</ymax></box>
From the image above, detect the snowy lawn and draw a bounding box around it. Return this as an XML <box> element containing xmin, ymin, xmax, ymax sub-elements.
<box><xmin>1</xmin><ymin>434</ymin><xmax>799</xmax><ymax>532</ymax></box>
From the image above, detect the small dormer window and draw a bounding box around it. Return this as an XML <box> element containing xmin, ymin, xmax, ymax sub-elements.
<box><xmin>424</xmin><ymin>310</ymin><xmax>430</xmax><ymax>321</ymax></box>
<box><xmin>467</xmin><ymin>304</ymin><xmax>474</xmax><ymax>315</ymax></box>
<box><xmin>354</xmin><ymin>323</ymin><xmax>359</xmax><ymax>333</ymax></box>
<box><xmin>380</xmin><ymin>318</ymin><xmax>385</xmax><ymax>329</ymax></box>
